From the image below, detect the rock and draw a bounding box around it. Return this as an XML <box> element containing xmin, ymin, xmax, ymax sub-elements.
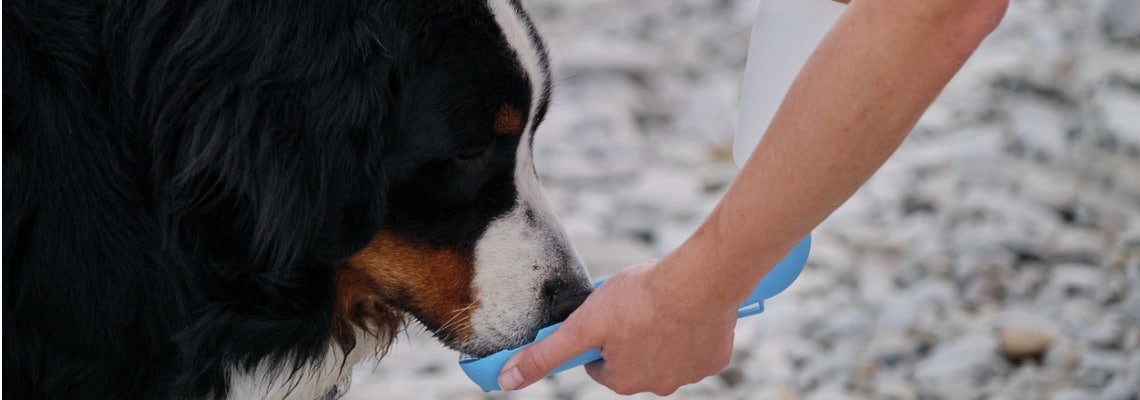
<box><xmin>1084</xmin><ymin>313</ymin><xmax>1127</xmax><ymax>349</ymax></box>
<box><xmin>1099</xmin><ymin>372</ymin><xmax>1140</xmax><ymax>400</ymax></box>
<box><xmin>871</xmin><ymin>375</ymin><xmax>918</xmax><ymax>400</ymax></box>
<box><xmin>875</xmin><ymin>296</ymin><xmax>920</xmax><ymax>333</ymax></box>
<box><xmin>506</xmin><ymin>378</ymin><xmax>558</xmax><ymax>400</ymax></box>
<box><xmin>1097</xmin><ymin>90</ymin><xmax>1140</xmax><ymax>150</ymax></box>
<box><xmin>995</xmin><ymin>312</ymin><xmax>1059</xmax><ymax>353</ymax></box>
<box><xmin>1052</xmin><ymin>389</ymin><xmax>1102</xmax><ymax>400</ymax></box>
<box><xmin>1074</xmin><ymin>351</ymin><xmax>1128</xmax><ymax>387</ymax></box>
<box><xmin>993</xmin><ymin>365</ymin><xmax>1053</xmax><ymax>400</ymax></box>
<box><xmin>816</xmin><ymin>307</ymin><xmax>872</xmax><ymax>343</ymax></box>
<box><xmin>1006</xmin><ymin>98</ymin><xmax>1076</xmax><ymax>159</ymax></box>
<box><xmin>717</xmin><ymin>367</ymin><xmax>745</xmax><ymax>388</ymax></box>
<box><xmin>1006</xmin><ymin>267</ymin><xmax>1048</xmax><ymax>301</ymax></box>
<box><xmin>999</xmin><ymin>325</ymin><xmax>1054</xmax><ymax>361</ymax></box>
<box><xmin>672</xmin><ymin>74</ymin><xmax>739</xmax><ymax>144</ymax></box>
<box><xmin>864</xmin><ymin>332</ymin><xmax>919</xmax><ymax>370</ymax></box>
<box><xmin>1048</xmin><ymin>264</ymin><xmax>1106</xmax><ymax>298</ymax></box>
<box><xmin>805</xmin><ymin>384</ymin><xmax>853</xmax><ymax>400</ymax></box>
<box><xmin>1043</xmin><ymin>337</ymin><xmax>1083</xmax><ymax>373</ymax></box>
<box><xmin>1057</xmin><ymin>299</ymin><xmax>1106</xmax><ymax>329</ymax></box>
<box><xmin>908</xmin><ymin>280</ymin><xmax>959</xmax><ymax>308</ymax></box>
<box><xmin>1047</xmin><ymin>229</ymin><xmax>1111</xmax><ymax>265</ymax></box>
<box><xmin>741</xmin><ymin>341</ymin><xmax>802</xmax><ymax>385</ymax></box>
<box><xmin>858</xmin><ymin>261</ymin><xmax>897</xmax><ymax>306</ymax></box>
<box><xmin>753</xmin><ymin>384</ymin><xmax>802</xmax><ymax>400</ymax></box>
<box><xmin>914</xmin><ymin>334</ymin><xmax>1006</xmax><ymax>389</ymax></box>
<box><xmin>1101</xmin><ymin>0</ymin><xmax>1140</xmax><ymax>46</ymax></box>
<box><xmin>576</xmin><ymin>237</ymin><xmax>656</xmax><ymax>274</ymax></box>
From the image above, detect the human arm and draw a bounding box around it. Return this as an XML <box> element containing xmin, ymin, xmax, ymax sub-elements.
<box><xmin>499</xmin><ymin>0</ymin><xmax>1010</xmax><ymax>394</ymax></box>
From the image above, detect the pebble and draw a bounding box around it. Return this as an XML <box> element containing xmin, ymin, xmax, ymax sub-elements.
<box><xmin>1101</xmin><ymin>0</ymin><xmax>1140</xmax><ymax>46</ymax></box>
<box><xmin>863</xmin><ymin>332</ymin><xmax>919</xmax><ymax>369</ymax></box>
<box><xmin>871</xmin><ymin>375</ymin><xmax>918</xmax><ymax>400</ymax></box>
<box><xmin>1100</xmin><ymin>373</ymin><xmax>1140</xmax><ymax>400</ymax></box>
<box><xmin>999</xmin><ymin>325</ymin><xmax>1054</xmax><ymax>361</ymax></box>
<box><xmin>754</xmin><ymin>384</ymin><xmax>802</xmax><ymax>400</ymax></box>
<box><xmin>914</xmin><ymin>334</ymin><xmax>1005</xmax><ymax>388</ymax></box>
<box><xmin>1044</xmin><ymin>337</ymin><xmax>1084</xmax><ymax>373</ymax></box>
<box><xmin>1048</xmin><ymin>264</ymin><xmax>1106</xmax><ymax>298</ymax></box>
<box><xmin>1074</xmin><ymin>351</ymin><xmax>1128</xmax><ymax>387</ymax></box>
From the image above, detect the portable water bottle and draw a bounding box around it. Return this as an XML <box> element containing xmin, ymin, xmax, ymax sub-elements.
<box><xmin>733</xmin><ymin>0</ymin><xmax>846</xmax><ymax>167</ymax></box>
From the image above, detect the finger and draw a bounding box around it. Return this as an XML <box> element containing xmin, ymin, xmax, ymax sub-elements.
<box><xmin>583</xmin><ymin>358</ymin><xmax>606</xmax><ymax>384</ymax></box>
<box><xmin>498</xmin><ymin>321</ymin><xmax>597</xmax><ymax>391</ymax></box>
<box><xmin>584</xmin><ymin>360</ymin><xmax>625</xmax><ymax>395</ymax></box>
<box><xmin>584</xmin><ymin>358</ymin><xmax>653</xmax><ymax>396</ymax></box>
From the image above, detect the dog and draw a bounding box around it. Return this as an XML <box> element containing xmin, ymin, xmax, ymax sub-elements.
<box><xmin>3</xmin><ymin>0</ymin><xmax>594</xmax><ymax>398</ymax></box>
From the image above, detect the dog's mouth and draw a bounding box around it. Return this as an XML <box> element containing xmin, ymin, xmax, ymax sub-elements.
<box><xmin>441</xmin><ymin>278</ymin><xmax>593</xmax><ymax>358</ymax></box>
<box><xmin>338</xmin><ymin>228</ymin><xmax>591</xmax><ymax>359</ymax></box>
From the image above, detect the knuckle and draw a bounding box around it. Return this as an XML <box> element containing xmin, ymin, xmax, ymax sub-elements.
<box><xmin>611</xmin><ymin>381</ymin><xmax>642</xmax><ymax>396</ymax></box>
<box><xmin>517</xmin><ymin>351</ymin><xmax>552</xmax><ymax>379</ymax></box>
<box><xmin>653</xmin><ymin>385</ymin><xmax>680</xmax><ymax>396</ymax></box>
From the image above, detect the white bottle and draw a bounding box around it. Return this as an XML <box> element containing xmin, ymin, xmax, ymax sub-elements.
<box><xmin>733</xmin><ymin>0</ymin><xmax>847</xmax><ymax>168</ymax></box>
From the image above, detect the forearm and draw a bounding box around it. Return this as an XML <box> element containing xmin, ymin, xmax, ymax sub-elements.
<box><xmin>657</xmin><ymin>0</ymin><xmax>1009</xmax><ymax>306</ymax></box>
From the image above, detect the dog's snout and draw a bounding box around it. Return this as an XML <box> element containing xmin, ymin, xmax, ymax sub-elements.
<box><xmin>544</xmin><ymin>279</ymin><xmax>592</xmax><ymax>323</ymax></box>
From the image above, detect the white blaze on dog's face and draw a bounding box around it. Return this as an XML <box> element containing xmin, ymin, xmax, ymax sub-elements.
<box><xmin>463</xmin><ymin>0</ymin><xmax>594</xmax><ymax>355</ymax></box>
<box><xmin>337</xmin><ymin>0</ymin><xmax>592</xmax><ymax>358</ymax></box>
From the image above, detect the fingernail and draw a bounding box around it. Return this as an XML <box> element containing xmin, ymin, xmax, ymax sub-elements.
<box><xmin>498</xmin><ymin>366</ymin><xmax>524</xmax><ymax>391</ymax></box>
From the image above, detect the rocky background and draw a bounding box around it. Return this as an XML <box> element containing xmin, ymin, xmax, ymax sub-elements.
<box><xmin>346</xmin><ymin>0</ymin><xmax>1140</xmax><ymax>398</ymax></box>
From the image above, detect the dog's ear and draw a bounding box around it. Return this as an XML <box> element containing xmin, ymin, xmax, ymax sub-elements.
<box><xmin>139</xmin><ymin>6</ymin><xmax>395</xmax><ymax>273</ymax></box>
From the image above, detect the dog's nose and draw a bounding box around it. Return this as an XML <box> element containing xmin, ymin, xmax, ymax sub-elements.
<box><xmin>544</xmin><ymin>279</ymin><xmax>592</xmax><ymax>323</ymax></box>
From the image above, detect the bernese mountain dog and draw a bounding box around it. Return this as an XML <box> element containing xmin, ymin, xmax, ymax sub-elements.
<box><xmin>3</xmin><ymin>0</ymin><xmax>594</xmax><ymax>398</ymax></box>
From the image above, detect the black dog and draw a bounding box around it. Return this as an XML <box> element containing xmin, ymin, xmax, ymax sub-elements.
<box><xmin>4</xmin><ymin>1</ymin><xmax>592</xmax><ymax>398</ymax></box>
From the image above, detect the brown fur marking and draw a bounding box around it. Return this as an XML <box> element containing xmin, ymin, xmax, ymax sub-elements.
<box><xmin>494</xmin><ymin>104</ymin><xmax>524</xmax><ymax>136</ymax></box>
<box><xmin>335</xmin><ymin>232</ymin><xmax>477</xmax><ymax>350</ymax></box>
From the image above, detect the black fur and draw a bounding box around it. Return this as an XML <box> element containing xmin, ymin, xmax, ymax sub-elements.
<box><xmin>4</xmin><ymin>1</ymin><xmax>538</xmax><ymax>398</ymax></box>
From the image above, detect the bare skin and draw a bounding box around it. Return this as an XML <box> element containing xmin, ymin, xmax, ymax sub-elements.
<box><xmin>499</xmin><ymin>0</ymin><xmax>1011</xmax><ymax>395</ymax></box>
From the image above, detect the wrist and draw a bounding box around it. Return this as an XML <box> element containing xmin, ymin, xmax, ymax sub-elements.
<box><xmin>653</xmin><ymin>209</ymin><xmax>805</xmax><ymax>309</ymax></box>
<box><xmin>649</xmin><ymin>240</ymin><xmax>753</xmax><ymax>313</ymax></box>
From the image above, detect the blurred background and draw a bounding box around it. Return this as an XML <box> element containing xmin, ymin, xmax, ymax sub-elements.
<box><xmin>347</xmin><ymin>0</ymin><xmax>1140</xmax><ymax>398</ymax></box>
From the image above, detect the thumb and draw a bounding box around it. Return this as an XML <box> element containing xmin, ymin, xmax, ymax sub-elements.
<box><xmin>498</xmin><ymin>320</ymin><xmax>597</xmax><ymax>391</ymax></box>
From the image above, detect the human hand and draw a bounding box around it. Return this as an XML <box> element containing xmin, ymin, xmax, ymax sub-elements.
<box><xmin>496</xmin><ymin>261</ymin><xmax>740</xmax><ymax>395</ymax></box>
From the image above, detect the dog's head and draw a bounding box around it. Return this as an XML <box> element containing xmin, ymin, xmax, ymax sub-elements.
<box><xmin>143</xmin><ymin>0</ymin><xmax>588</xmax><ymax>360</ymax></box>
<box><xmin>331</xmin><ymin>0</ymin><xmax>592</xmax><ymax>357</ymax></box>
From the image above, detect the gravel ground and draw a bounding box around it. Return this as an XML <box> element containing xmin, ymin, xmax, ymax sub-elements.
<box><xmin>346</xmin><ymin>0</ymin><xmax>1140</xmax><ymax>398</ymax></box>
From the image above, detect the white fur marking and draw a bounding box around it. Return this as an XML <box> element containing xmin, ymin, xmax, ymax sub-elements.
<box><xmin>226</xmin><ymin>331</ymin><xmax>379</xmax><ymax>400</ymax></box>
<box><xmin>465</xmin><ymin>0</ymin><xmax>590</xmax><ymax>353</ymax></box>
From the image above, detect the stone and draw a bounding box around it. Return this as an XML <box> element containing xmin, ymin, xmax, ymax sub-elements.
<box><xmin>1047</xmin><ymin>229</ymin><xmax>1110</xmax><ymax>265</ymax></box>
<box><xmin>741</xmin><ymin>341</ymin><xmax>800</xmax><ymax>385</ymax></box>
<box><xmin>998</xmin><ymin>312</ymin><xmax>1057</xmax><ymax>362</ymax></box>
<box><xmin>1048</xmin><ymin>264</ymin><xmax>1106</xmax><ymax>298</ymax></box>
<box><xmin>805</xmin><ymin>384</ymin><xmax>853</xmax><ymax>400</ymax></box>
<box><xmin>576</xmin><ymin>237</ymin><xmax>656</xmax><ymax>274</ymax></box>
<box><xmin>875</xmin><ymin>296</ymin><xmax>920</xmax><ymax>333</ymax></box>
<box><xmin>998</xmin><ymin>325</ymin><xmax>1054</xmax><ymax>361</ymax></box>
<box><xmin>872</xmin><ymin>376</ymin><xmax>918</xmax><ymax>400</ymax></box>
<box><xmin>864</xmin><ymin>332</ymin><xmax>919</xmax><ymax>370</ymax></box>
<box><xmin>1099</xmin><ymin>372</ymin><xmax>1140</xmax><ymax>400</ymax></box>
<box><xmin>1074</xmin><ymin>351</ymin><xmax>1128</xmax><ymax>387</ymax></box>
<box><xmin>914</xmin><ymin>334</ymin><xmax>1005</xmax><ymax>388</ymax></box>
<box><xmin>1043</xmin><ymin>337</ymin><xmax>1083</xmax><ymax>373</ymax></box>
<box><xmin>1085</xmin><ymin>313</ymin><xmax>1126</xmax><ymax>349</ymax></box>
<box><xmin>1101</xmin><ymin>0</ymin><xmax>1140</xmax><ymax>46</ymax></box>
<box><xmin>1051</xmin><ymin>389</ymin><xmax>1101</xmax><ymax>400</ymax></box>
<box><xmin>753</xmin><ymin>384</ymin><xmax>802</xmax><ymax>400</ymax></box>
<box><xmin>1006</xmin><ymin>98</ymin><xmax>1075</xmax><ymax>158</ymax></box>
